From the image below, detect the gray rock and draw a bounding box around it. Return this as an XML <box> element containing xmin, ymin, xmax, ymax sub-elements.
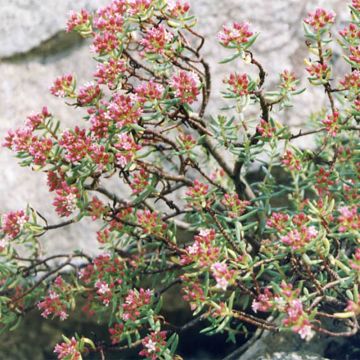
<box><xmin>0</xmin><ymin>0</ymin><xmax>108</xmax><ymax>58</ymax></box>
<box><xmin>256</xmin><ymin>352</ymin><xmax>329</xmax><ymax>360</ymax></box>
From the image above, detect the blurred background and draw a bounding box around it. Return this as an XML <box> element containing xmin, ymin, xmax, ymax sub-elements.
<box><xmin>0</xmin><ymin>1</ymin><xmax>355</xmax><ymax>359</ymax></box>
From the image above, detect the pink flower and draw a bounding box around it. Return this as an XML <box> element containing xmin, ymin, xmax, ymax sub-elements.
<box><xmin>211</xmin><ymin>262</ymin><xmax>235</xmax><ymax>291</ymax></box>
<box><xmin>53</xmin><ymin>182</ymin><xmax>80</xmax><ymax>217</ymax></box>
<box><xmin>267</xmin><ymin>212</ymin><xmax>289</xmax><ymax>232</ymax></box>
<box><xmin>1</xmin><ymin>210</ymin><xmax>29</xmax><ymax>239</ymax></box>
<box><xmin>304</xmin><ymin>8</ymin><xmax>335</xmax><ymax>31</ymax></box>
<box><xmin>139</xmin><ymin>331</ymin><xmax>167</xmax><ymax>360</ymax></box>
<box><xmin>322</xmin><ymin>111</ymin><xmax>340</xmax><ymax>136</ymax></box>
<box><xmin>218</xmin><ymin>22</ymin><xmax>253</xmax><ymax>47</ymax></box>
<box><xmin>339</xmin><ymin>23</ymin><xmax>360</xmax><ymax>44</ymax></box>
<box><xmin>349</xmin><ymin>46</ymin><xmax>360</xmax><ymax>64</ymax></box>
<box><xmin>252</xmin><ymin>288</ymin><xmax>274</xmax><ymax>313</ymax></box>
<box><xmin>140</xmin><ymin>25</ymin><xmax>174</xmax><ymax>55</ymax></box>
<box><xmin>77</xmin><ymin>82</ymin><xmax>102</xmax><ymax>106</ymax></box>
<box><xmin>130</xmin><ymin>169</ymin><xmax>149</xmax><ymax>194</ymax></box>
<box><xmin>94</xmin><ymin>2</ymin><xmax>125</xmax><ymax>33</ymax></box>
<box><xmin>54</xmin><ymin>337</ymin><xmax>81</xmax><ymax>360</ymax></box>
<box><xmin>109</xmin><ymin>323</ymin><xmax>124</xmax><ymax>344</ymax></box>
<box><xmin>122</xmin><ymin>288</ymin><xmax>152</xmax><ymax>321</ymax></box>
<box><xmin>167</xmin><ymin>0</ymin><xmax>190</xmax><ymax>17</ymax></box>
<box><xmin>59</xmin><ymin>127</ymin><xmax>92</xmax><ymax>163</ymax></box>
<box><xmin>185</xmin><ymin>180</ymin><xmax>209</xmax><ymax>208</ymax></box>
<box><xmin>66</xmin><ymin>9</ymin><xmax>92</xmax><ymax>35</ymax></box>
<box><xmin>340</xmin><ymin>70</ymin><xmax>360</xmax><ymax>92</ymax></box>
<box><xmin>92</xmin><ymin>32</ymin><xmax>120</xmax><ymax>55</ymax></box>
<box><xmin>280</xmin><ymin>70</ymin><xmax>298</xmax><ymax>91</ymax></box>
<box><xmin>280</xmin><ymin>226</ymin><xmax>318</xmax><ymax>250</ymax></box>
<box><xmin>94</xmin><ymin>58</ymin><xmax>127</xmax><ymax>89</ymax></box>
<box><xmin>108</xmin><ymin>93</ymin><xmax>143</xmax><ymax>128</ymax></box>
<box><xmin>170</xmin><ymin>70</ymin><xmax>200</xmax><ymax>104</ymax></box>
<box><xmin>95</xmin><ymin>280</ymin><xmax>112</xmax><ymax>306</ymax></box>
<box><xmin>28</xmin><ymin>137</ymin><xmax>53</xmax><ymax>166</ymax></box>
<box><xmin>353</xmin><ymin>0</ymin><xmax>360</xmax><ymax>11</ymax></box>
<box><xmin>181</xmin><ymin>229</ymin><xmax>220</xmax><ymax>267</ymax></box>
<box><xmin>306</xmin><ymin>62</ymin><xmax>329</xmax><ymax>81</ymax></box>
<box><xmin>25</xmin><ymin>106</ymin><xmax>51</xmax><ymax>130</ymax></box>
<box><xmin>221</xmin><ymin>193</ymin><xmax>250</xmax><ymax>218</ymax></box>
<box><xmin>137</xmin><ymin>210</ymin><xmax>167</xmax><ymax>236</ymax></box>
<box><xmin>223</xmin><ymin>73</ymin><xmax>249</xmax><ymax>96</ymax></box>
<box><xmin>350</xmin><ymin>248</ymin><xmax>360</xmax><ymax>271</ymax></box>
<box><xmin>128</xmin><ymin>0</ymin><xmax>153</xmax><ymax>16</ymax></box>
<box><xmin>256</xmin><ymin>119</ymin><xmax>275</xmax><ymax>139</ymax></box>
<box><xmin>135</xmin><ymin>80</ymin><xmax>164</xmax><ymax>103</ymax></box>
<box><xmin>114</xmin><ymin>133</ymin><xmax>141</xmax><ymax>167</ymax></box>
<box><xmin>50</xmin><ymin>74</ymin><xmax>75</xmax><ymax>97</ymax></box>
<box><xmin>338</xmin><ymin>206</ymin><xmax>360</xmax><ymax>233</ymax></box>
<box><xmin>38</xmin><ymin>290</ymin><xmax>68</xmax><ymax>321</ymax></box>
<box><xmin>282</xmin><ymin>150</ymin><xmax>301</xmax><ymax>171</ymax></box>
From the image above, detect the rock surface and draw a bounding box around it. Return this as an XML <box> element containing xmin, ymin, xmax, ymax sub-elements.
<box><xmin>0</xmin><ymin>0</ymin><xmax>350</xmax><ymax>252</ymax></box>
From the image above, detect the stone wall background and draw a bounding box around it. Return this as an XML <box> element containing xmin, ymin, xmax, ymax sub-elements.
<box><xmin>0</xmin><ymin>0</ymin><xmax>350</xmax><ymax>253</ymax></box>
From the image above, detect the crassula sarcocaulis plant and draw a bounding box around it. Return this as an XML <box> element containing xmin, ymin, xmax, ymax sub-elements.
<box><xmin>1</xmin><ymin>0</ymin><xmax>360</xmax><ymax>359</ymax></box>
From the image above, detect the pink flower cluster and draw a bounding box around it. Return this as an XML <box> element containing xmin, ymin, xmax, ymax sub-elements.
<box><xmin>92</xmin><ymin>32</ymin><xmax>120</xmax><ymax>55</ymax></box>
<box><xmin>95</xmin><ymin>279</ymin><xmax>113</xmax><ymax>306</ymax></box>
<box><xmin>59</xmin><ymin>127</ymin><xmax>92</xmax><ymax>163</ymax></box>
<box><xmin>170</xmin><ymin>70</ymin><xmax>200</xmax><ymax>104</ymax></box>
<box><xmin>223</xmin><ymin>73</ymin><xmax>250</xmax><ymax>96</ymax></box>
<box><xmin>108</xmin><ymin>93</ymin><xmax>143</xmax><ymax>128</ymax></box>
<box><xmin>350</xmin><ymin>248</ymin><xmax>360</xmax><ymax>272</ymax></box>
<box><xmin>340</xmin><ymin>70</ymin><xmax>360</xmax><ymax>92</ymax></box>
<box><xmin>322</xmin><ymin>111</ymin><xmax>340</xmax><ymax>136</ymax></box>
<box><xmin>37</xmin><ymin>277</ymin><xmax>69</xmax><ymax>321</ymax></box>
<box><xmin>186</xmin><ymin>180</ymin><xmax>209</xmax><ymax>209</ymax></box>
<box><xmin>139</xmin><ymin>331</ymin><xmax>167</xmax><ymax>360</ymax></box>
<box><xmin>122</xmin><ymin>288</ymin><xmax>152</xmax><ymax>321</ymax></box>
<box><xmin>280</xmin><ymin>70</ymin><xmax>298</xmax><ymax>92</ymax></box>
<box><xmin>50</xmin><ymin>74</ymin><xmax>75</xmax><ymax>97</ymax></box>
<box><xmin>218</xmin><ymin>22</ymin><xmax>253</xmax><ymax>47</ymax></box>
<box><xmin>135</xmin><ymin>80</ymin><xmax>164</xmax><ymax>103</ymax></box>
<box><xmin>114</xmin><ymin>133</ymin><xmax>141</xmax><ymax>167</ymax></box>
<box><xmin>181</xmin><ymin>229</ymin><xmax>220</xmax><ymax>267</ymax></box>
<box><xmin>3</xmin><ymin>123</ymin><xmax>53</xmax><ymax>166</ymax></box>
<box><xmin>349</xmin><ymin>45</ymin><xmax>360</xmax><ymax>64</ymax></box>
<box><xmin>353</xmin><ymin>0</ymin><xmax>360</xmax><ymax>11</ymax></box>
<box><xmin>137</xmin><ymin>210</ymin><xmax>167</xmax><ymax>236</ymax></box>
<box><xmin>167</xmin><ymin>0</ymin><xmax>190</xmax><ymax>18</ymax></box>
<box><xmin>256</xmin><ymin>119</ymin><xmax>275</xmax><ymax>139</ymax></box>
<box><xmin>140</xmin><ymin>25</ymin><xmax>174</xmax><ymax>55</ymax></box>
<box><xmin>94</xmin><ymin>58</ymin><xmax>127</xmax><ymax>89</ymax></box>
<box><xmin>181</xmin><ymin>276</ymin><xmax>206</xmax><ymax>311</ymax></box>
<box><xmin>339</xmin><ymin>23</ymin><xmax>360</xmax><ymax>44</ymax></box>
<box><xmin>66</xmin><ymin>9</ymin><xmax>92</xmax><ymax>34</ymax></box>
<box><xmin>337</xmin><ymin>206</ymin><xmax>360</xmax><ymax>233</ymax></box>
<box><xmin>280</xmin><ymin>226</ymin><xmax>318</xmax><ymax>250</ymax></box>
<box><xmin>221</xmin><ymin>193</ymin><xmax>250</xmax><ymax>218</ymax></box>
<box><xmin>304</xmin><ymin>8</ymin><xmax>335</xmax><ymax>31</ymax></box>
<box><xmin>77</xmin><ymin>82</ymin><xmax>102</xmax><ymax>106</ymax></box>
<box><xmin>306</xmin><ymin>62</ymin><xmax>329</xmax><ymax>81</ymax></box>
<box><xmin>53</xmin><ymin>182</ymin><xmax>80</xmax><ymax>217</ymax></box>
<box><xmin>128</xmin><ymin>0</ymin><xmax>153</xmax><ymax>16</ymax></box>
<box><xmin>54</xmin><ymin>337</ymin><xmax>81</xmax><ymax>360</ymax></box>
<box><xmin>130</xmin><ymin>169</ymin><xmax>149</xmax><ymax>194</ymax></box>
<box><xmin>252</xmin><ymin>283</ymin><xmax>313</xmax><ymax>340</ymax></box>
<box><xmin>1</xmin><ymin>210</ymin><xmax>29</xmax><ymax>240</ymax></box>
<box><xmin>267</xmin><ymin>212</ymin><xmax>289</xmax><ymax>232</ymax></box>
<box><xmin>282</xmin><ymin>150</ymin><xmax>301</xmax><ymax>171</ymax></box>
<box><xmin>178</xmin><ymin>133</ymin><xmax>197</xmax><ymax>151</ymax></box>
<box><xmin>210</xmin><ymin>262</ymin><xmax>236</xmax><ymax>291</ymax></box>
